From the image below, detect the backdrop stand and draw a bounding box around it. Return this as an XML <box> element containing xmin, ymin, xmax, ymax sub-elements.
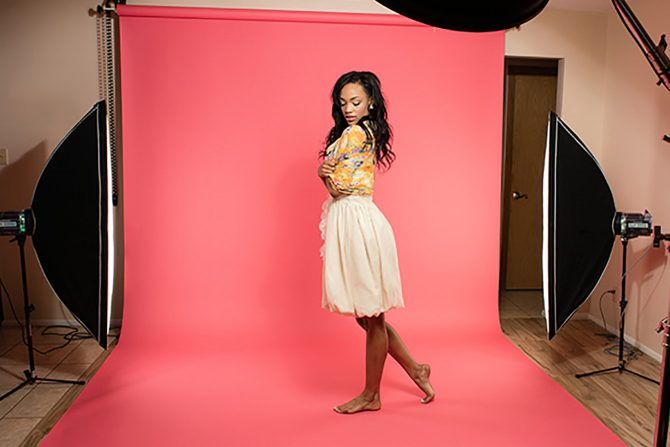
<box><xmin>575</xmin><ymin>238</ymin><xmax>659</xmax><ymax>385</ymax></box>
<box><xmin>0</xmin><ymin>233</ymin><xmax>85</xmax><ymax>402</ymax></box>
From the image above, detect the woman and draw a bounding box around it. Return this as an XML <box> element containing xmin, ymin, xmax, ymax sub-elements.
<box><xmin>317</xmin><ymin>71</ymin><xmax>435</xmax><ymax>414</ymax></box>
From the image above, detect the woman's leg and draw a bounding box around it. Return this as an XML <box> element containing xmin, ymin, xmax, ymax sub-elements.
<box><xmin>333</xmin><ymin>314</ymin><xmax>388</xmax><ymax>414</ymax></box>
<box><xmin>356</xmin><ymin>317</ymin><xmax>435</xmax><ymax>403</ymax></box>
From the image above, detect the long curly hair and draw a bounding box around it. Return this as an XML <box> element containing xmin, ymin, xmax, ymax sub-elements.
<box><xmin>319</xmin><ymin>71</ymin><xmax>396</xmax><ymax>172</ymax></box>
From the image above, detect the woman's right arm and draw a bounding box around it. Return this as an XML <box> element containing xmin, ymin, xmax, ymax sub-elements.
<box><xmin>326</xmin><ymin>125</ymin><xmax>372</xmax><ymax>196</ymax></box>
<box><xmin>319</xmin><ymin>159</ymin><xmax>347</xmax><ymax>198</ymax></box>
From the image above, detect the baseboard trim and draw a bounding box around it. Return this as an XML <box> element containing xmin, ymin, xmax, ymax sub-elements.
<box><xmin>587</xmin><ymin>314</ymin><xmax>662</xmax><ymax>363</ymax></box>
<box><xmin>0</xmin><ymin>319</ymin><xmax>123</xmax><ymax>330</ymax></box>
<box><xmin>6</xmin><ymin>314</ymin><xmax>662</xmax><ymax>362</ymax></box>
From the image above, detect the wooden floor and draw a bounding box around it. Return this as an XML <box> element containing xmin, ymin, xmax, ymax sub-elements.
<box><xmin>0</xmin><ymin>293</ymin><xmax>665</xmax><ymax>446</ymax></box>
<box><xmin>501</xmin><ymin>290</ymin><xmax>664</xmax><ymax>447</ymax></box>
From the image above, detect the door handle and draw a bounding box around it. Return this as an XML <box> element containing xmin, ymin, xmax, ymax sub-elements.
<box><xmin>512</xmin><ymin>191</ymin><xmax>528</xmax><ymax>200</ymax></box>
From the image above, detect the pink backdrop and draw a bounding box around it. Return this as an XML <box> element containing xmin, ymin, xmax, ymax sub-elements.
<box><xmin>41</xmin><ymin>6</ymin><xmax>623</xmax><ymax>446</ymax></box>
<box><xmin>116</xmin><ymin>6</ymin><xmax>505</xmax><ymax>344</ymax></box>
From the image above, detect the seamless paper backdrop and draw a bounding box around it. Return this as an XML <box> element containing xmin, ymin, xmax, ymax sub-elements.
<box><xmin>41</xmin><ymin>6</ymin><xmax>624</xmax><ymax>446</ymax></box>
<box><xmin>116</xmin><ymin>7</ymin><xmax>505</xmax><ymax>343</ymax></box>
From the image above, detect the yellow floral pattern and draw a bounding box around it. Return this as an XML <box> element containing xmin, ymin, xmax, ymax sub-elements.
<box><xmin>325</xmin><ymin>122</ymin><xmax>376</xmax><ymax>196</ymax></box>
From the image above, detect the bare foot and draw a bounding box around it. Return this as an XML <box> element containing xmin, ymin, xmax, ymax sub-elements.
<box><xmin>412</xmin><ymin>364</ymin><xmax>435</xmax><ymax>404</ymax></box>
<box><xmin>333</xmin><ymin>393</ymin><xmax>381</xmax><ymax>414</ymax></box>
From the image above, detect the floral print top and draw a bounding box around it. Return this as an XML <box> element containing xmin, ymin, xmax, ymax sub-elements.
<box><xmin>324</xmin><ymin>121</ymin><xmax>376</xmax><ymax>196</ymax></box>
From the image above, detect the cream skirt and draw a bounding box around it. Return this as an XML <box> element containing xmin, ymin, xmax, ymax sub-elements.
<box><xmin>319</xmin><ymin>194</ymin><xmax>405</xmax><ymax>318</ymax></box>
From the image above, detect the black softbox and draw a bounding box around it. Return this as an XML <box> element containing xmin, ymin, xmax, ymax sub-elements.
<box><xmin>31</xmin><ymin>101</ymin><xmax>110</xmax><ymax>349</ymax></box>
<box><xmin>374</xmin><ymin>1</ymin><xmax>549</xmax><ymax>31</ymax></box>
<box><xmin>543</xmin><ymin>112</ymin><xmax>617</xmax><ymax>339</ymax></box>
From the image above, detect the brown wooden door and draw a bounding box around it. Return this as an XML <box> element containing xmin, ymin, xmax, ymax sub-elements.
<box><xmin>502</xmin><ymin>59</ymin><xmax>558</xmax><ymax>290</ymax></box>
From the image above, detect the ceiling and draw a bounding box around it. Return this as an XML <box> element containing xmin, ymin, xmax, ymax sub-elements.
<box><xmin>548</xmin><ymin>0</ymin><xmax>611</xmax><ymax>12</ymax></box>
<box><xmin>125</xmin><ymin>0</ymin><xmax>615</xmax><ymax>14</ymax></box>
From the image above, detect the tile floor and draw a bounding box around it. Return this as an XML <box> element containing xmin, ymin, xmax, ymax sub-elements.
<box><xmin>0</xmin><ymin>325</ymin><xmax>115</xmax><ymax>447</ymax></box>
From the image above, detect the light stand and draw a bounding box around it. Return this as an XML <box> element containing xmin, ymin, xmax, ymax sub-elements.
<box><xmin>654</xmin><ymin>315</ymin><xmax>670</xmax><ymax>446</ymax></box>
<box><xmin>575</xmin><ymin>235</ymin><xmax>660</xmax><ymax>385</ymax></box>
<box><xmin>653</xmin><ymin>226</ymin><xmax>670</xmax><ymax>446</ymax></box>
<box><xmin>0</xmin><ymin>212</ymin><xmax>85</xmax><ymax>402</ymax></box>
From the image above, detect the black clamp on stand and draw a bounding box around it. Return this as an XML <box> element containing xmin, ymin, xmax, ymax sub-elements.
<box><xmin>0</xmin><ymin>219</ymin><xmax>86</xmax><ymax>402</ymax></box>
<box><xmin>654</xmin><ymin>225</ymin><xmax>670</xmax><ymax>249</ymax></box>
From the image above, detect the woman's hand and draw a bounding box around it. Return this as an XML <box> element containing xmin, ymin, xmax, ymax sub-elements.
<box><xmin>318</xmin><ymin>159</ymin><xmax>337</xmax><ymax>178</ymax></box>
<box><xmin>319</xmin><ymin>159</ymin><xmax>354</xmax><ymax>197</ymax></box>
<box><xmin>324</xmin><ymin>176</ymin><xmax>355</xmax><ymax>197</ymax></box>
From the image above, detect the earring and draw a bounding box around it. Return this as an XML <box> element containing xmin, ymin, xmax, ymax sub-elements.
<box><xmin>369</xmin><ymin>105</ymin><xmax>374</xmax><ymax>110</ymax></box>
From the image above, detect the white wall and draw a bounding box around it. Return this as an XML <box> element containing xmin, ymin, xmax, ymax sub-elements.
<box><xmin>3</xmin><ymin>0</ymin><xmax>668</xmax><ymax>361</ymax></box>
<box><xmin>0</xmin><ymin>0</ymin><xmax>102</xmax><ymax>325</ymax></box>
<box><xmin>589</xmin><ymin>0</ymin><xmax>670</xmax><ymax>361</ymax></box>
<box><xmin>505</xmin><ymin>7</ymin><xmax>609</xmax><ymax>316</ymax></box>
<box><xmin>506</xmin><ymin>8</ymin><xmax>610</xmax><ymax>157</ymax></box>
<box><xmin>507</xmin><ymin>1</ymin><xmax>670</xmax><ymax>360</ymax></box>
<box><xmin>0</xmin><ymin>1</ymin><xmax>394</xmax><ymax>328</ymax></box>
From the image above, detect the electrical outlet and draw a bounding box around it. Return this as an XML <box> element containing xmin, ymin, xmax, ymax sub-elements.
<box><xmin>0</xmin><ymin>148</ymin><xmax>8</xmax><ymax>166</ymax></box>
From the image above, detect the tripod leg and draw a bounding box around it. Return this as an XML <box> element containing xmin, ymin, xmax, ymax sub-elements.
<box><xmin>576</xmin><ymin>239</ymin><xmax>658</xmax><ymax>384</ymax></box>
<box><xmin>622</xmin><ymin>367</ymin><xmax>660</xmax><ymax>385</ymax></box>
<box><xmin>0</xmin><ymin>234</ymin><xmax>88</xmax><ymax>402</ymax></box>
<box><xmin>37</xmin><ymin>377</ymin><xmax>86</xmax><ymax>386</ymax></box>
<box><xmin>575</xmin><ymin>366</ymin><xmax>619</xmax><ymax>379</ymax></box>
<box><xmin>0</xmin><ymin>380</ymin><xmax>31</xmax><ymax>401</ymax></box>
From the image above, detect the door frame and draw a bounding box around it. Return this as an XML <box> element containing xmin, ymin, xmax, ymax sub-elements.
<box><xmin>499</xmin><ymin>56</ymin><xmax>562</xmax><ymax>292</ymax></box>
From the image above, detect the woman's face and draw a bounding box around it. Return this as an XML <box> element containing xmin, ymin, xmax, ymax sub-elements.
<box><xmin>339</xmin><ymin>82</ymin><xmax>372</xmax><ymax>126</ymax></box>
